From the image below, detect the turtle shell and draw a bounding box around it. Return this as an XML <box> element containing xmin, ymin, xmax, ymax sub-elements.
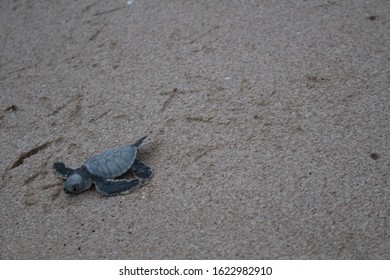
<box><xmin>84</xmin><ymin>144</ymin><xmax>137</xmax><ymax>179</ymax></box>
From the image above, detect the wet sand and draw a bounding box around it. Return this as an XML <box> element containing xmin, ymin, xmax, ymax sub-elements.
<box><xmin>1</xmin><ymin>0</ymin><xmax>389</xmax><ymax>259</ymax></box>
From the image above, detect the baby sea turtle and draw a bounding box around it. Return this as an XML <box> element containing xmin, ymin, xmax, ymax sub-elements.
<box><xmin>53</xmin><ymin>136</ymin><xmax>152</xmax><ymax>196</ymax></box>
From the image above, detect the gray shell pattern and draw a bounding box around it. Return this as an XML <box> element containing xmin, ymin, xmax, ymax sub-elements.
<box><xmin>84</xmin><ymin>145</ymin><xmax>137</xmax><ymax>179</ymax></box>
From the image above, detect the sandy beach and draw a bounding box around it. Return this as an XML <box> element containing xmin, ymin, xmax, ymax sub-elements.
<box><xmin>1</xmin><ymin>0</ymin><xmax>389</xmax><ymax>259</ymax></box>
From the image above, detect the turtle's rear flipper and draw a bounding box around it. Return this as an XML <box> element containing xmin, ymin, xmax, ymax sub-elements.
<box><xmin>133</xmin><ymin>136</ymin><xmax>147</xmax><ymax>148</ymax></box>
<box><xmin>95</xmin><ymin>178</ymin><xmax>142</xmax><ymax>196</ymax></box>
<box><xmin>53</xmin><ymin>162</ymin><xmax>75</xmax><ymax>178</ymax></box>
<box><xmin>131</xmin><ymin>159</ymin><xmax>153</xmax><ymax>181</ymax></box>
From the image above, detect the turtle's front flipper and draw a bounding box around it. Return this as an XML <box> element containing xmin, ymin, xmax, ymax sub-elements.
<box><xmin>53</xmin><ymin>162</ymin><xmax>75</xmax><ymax>178</ymax></box>
<box><xmin>131</xmin><ymin>159</ymin><xmax>153</xmax><ymax>181</ymax></box>
<box><xmin>94</xmin><ymin>178</ymin><xmax>142</xmax><ymax>196</ymax></box>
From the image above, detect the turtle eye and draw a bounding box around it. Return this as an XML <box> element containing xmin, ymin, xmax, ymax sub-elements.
<box><xmin>64</xmin><ymin>184</ymin><xmax>79</xmax><ymax>193</ymax></box>
<box><xmin>64</xmin><ymin>174</ymin><xmax>84</xmax><ymax>194</ymax></box>
<box><xmin>64</xmin><ymin>186</ymin><xmax>73</xmax><ymax>194</ymax></box>
<box><xmin>72</xmin><ymin>184</ymin><xmax>82</xmax><ymax>193</ymax></box>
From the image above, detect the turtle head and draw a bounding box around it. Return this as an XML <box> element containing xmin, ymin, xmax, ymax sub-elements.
<box><xmin>64</xmin><ymin>170</ymin><xmax>91</xmax><ymax>194</ymax></box>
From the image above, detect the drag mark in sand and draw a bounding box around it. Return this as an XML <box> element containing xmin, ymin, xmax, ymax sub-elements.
<box><xmin>160</xmin><ymin>94</ymin><xmax>175</xmax><ymax>112</ymax></box>
<box><xmin>160</xmin><ymin>88</ymin><xmax>182</xmax><ymax>112</ymax></box>
<box><xmin>10</xmin><ymin>142</ymin><xmax>52</xmax><ymax>169</ymax></box>
<box><xmin>24</xmin><ymin>173</ymin><xmax>40</xmax><ymax>185</ymax></box>
<box><xmin>1</xmin><ymin>104</ymin><xmax>17</xmax><ymax>122</ymax></box>
<box><xmin>89</xmin><ymin>24</ymin><xmax>106</xmax><ymax>42</ymax></box>
<box><xmin>93</xmin><ymin>6</ymin><xmax>124</xmax><ymax>17</ymax></box>
<box><xmin>187</xmin><ymin>25</ymin><xmax>220</xmax><ymax>44</ymax></box>
<box><xmin>4</xmin><ymin>64</ymin><xmax>37</xmax><ymax>76</ymax></box>
<box><xmin>88</xmin><ymin>109</ymin><xmax>111</xmax><ymax>123</ymax></box>
<box><xmin>81</xmin><ymin>1</ymin><xmax>98</xmax><ymax>13</ymax></box>
<box><xmin>185</xmin><ymin>116</ymin><xmax>214</xmax><ymax>123</ymax></box>
<box><xmin>8</xmin><ymin>137</ymin><xmax>63</xmax><ymax>170</ymax></box>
